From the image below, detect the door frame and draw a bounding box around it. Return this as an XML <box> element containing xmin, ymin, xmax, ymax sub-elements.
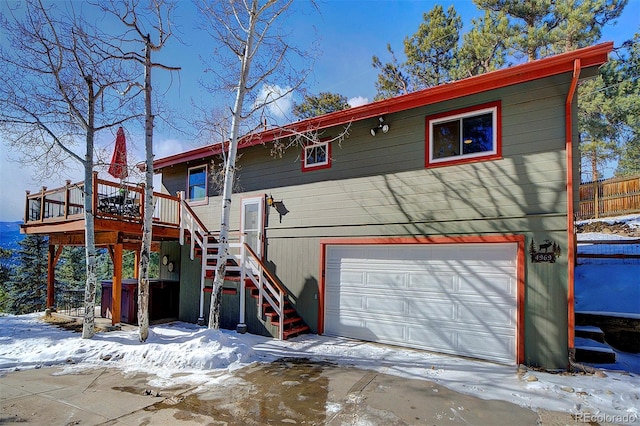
<box><xmin>319</xmin><ymin>234</ymin><xmax>525</xmax><ymax>365</ymax></box>
<box><xmin>240</xmin><ymin>195</ymin><xmax>266</xmax><ymax>260</ymax></box>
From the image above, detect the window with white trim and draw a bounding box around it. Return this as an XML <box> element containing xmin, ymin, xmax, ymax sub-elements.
<box><xmin>426</xmin><ymin>101</ymin><xmax>501</xmax><ymax>167</ymax></box>
<box><xmin>187</xmin><ymin>165</ymin><xmax>207</xmax><ymax>202</ymax></box>
<box><xmin>302</xmin><ymin>140</ymin><xmax>331</xmax><ymax>171</ymax></box>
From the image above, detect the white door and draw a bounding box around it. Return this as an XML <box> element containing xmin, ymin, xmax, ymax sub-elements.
<box><xmin>241</xmin><ymin>197</ymin><xmax>264</xmax><ymax>259</ymax></box>
<box><xmin>324</xmin><ymin>243</ymin><xmax>518</xmax><ymax>364</ymax></box>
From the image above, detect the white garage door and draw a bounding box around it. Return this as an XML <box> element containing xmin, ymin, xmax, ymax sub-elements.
<box><xmin>324</xmin><ymin>243</ymin><xmax>518</xmax><ymax>364</ymax></box>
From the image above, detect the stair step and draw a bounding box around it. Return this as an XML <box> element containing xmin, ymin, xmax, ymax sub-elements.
<box><xmin>272</xmin><ymin>316</ymin><xmax>304</xmax><ymax>327</ymax></box>
<box><xmin>283</xmin><ymin>324</ymin><xmax>310</xmax><ymax>340</ymax></box>
<box><xmin>575</xmin><ymin>337</ymin><xmax>616</xmax><ymax>364</ymax></box>
<box><xmin>575</xmin><ymin>325</ymin><xmax>606</xmax><ymax>343</ymax></box>
<box><xmin>264</xmin><ymin>308</ymin><xmax>296</xmax><ymax>318</ymax></box>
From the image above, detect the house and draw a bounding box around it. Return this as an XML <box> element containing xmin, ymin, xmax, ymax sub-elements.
<box><xmin>22</xmin><ymin>42</ymin><xmax>613</xmax><ymax>369</ymax></box>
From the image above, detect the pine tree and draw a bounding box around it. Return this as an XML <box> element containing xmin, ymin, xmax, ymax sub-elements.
<box><xmin>5</xmin><ymin>235</ymin><xmax>48</xmax><ymax>314</ymax></box>
<box><xmin>579</xmin><ymin>31</ymin><xmax>640</xmax><ymax>180</ymax></box>
<box><xmin>613</xmin><ymin>33</ymin><xmax>640</xmax><ymax>176</ymax></box>
<box><xmin>0</xmin><ymin>248</ymin><xmax>14</xmax><ymax>313</ymax></box>
<box><xmin>452</xmin><ymin>11</ymin><xmax>508</xmax><ymax>80</ymax></box>
<box><xmin>292</xmin><ymin>92</ymin><xmax>351</xmax><ymax>119</ymax></box>
<box><xmin>473</xmin><ymin>0</ymin><xmax>626</xmax><ymax>60</ymax></box>
<box><xmin>56</xmin><ymin>247</ymin><xmax>86</xmax><ymax>292</ymax></box>
<box><xmin>372</xmin><ymin>5</ymin><xmax>462</xmax><ymax>99</ymax></box>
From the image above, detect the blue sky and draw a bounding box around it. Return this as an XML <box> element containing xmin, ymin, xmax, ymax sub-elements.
<box><xmin>1</xmin><ymin>0</ymin><xmax>638</xmax><ymax>222</ymax></box>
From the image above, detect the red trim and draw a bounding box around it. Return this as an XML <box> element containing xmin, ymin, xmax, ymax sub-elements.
<box><xmin>425</xmin><ymin>100</ymin><xmax>502</xmax><ymax>168</ymax></box>
<box><xmin>318</xmin><ymin>234</ymin><xmax>526</xmax><ymax>365</ymax></box>
<box><xmin>301</xmin><ymin>140</ymin><xmax>332</xmax><ymax>172</ymax></box>
<box><xmin>154</xmin><ymin>43</ymin><xmax>613</xmax><ymax>171</ymax></box>
<box><xmin>566</xmin><ymin>59</ymin><xmax>581</xmax><ymax>354</ymax></box>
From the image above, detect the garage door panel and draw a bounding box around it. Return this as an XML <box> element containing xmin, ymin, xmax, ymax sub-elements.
<box><xmin>408</xmin><ymin>273</ymin><xmax>456</xmax><ymax>292</ymax></box>
<box><xmin>407</xmin><ymin>299</ymin><xmax>455</xmax><ymax>320</ymax></box>
<box><xmin>325</xmin><ymin>243</ymin><xmax>518</xmax><ymax>364</ymax></box>
<box><xmin>458</xmin><ymin>274</ymin><xmax>516</xmax><ymax>296</ymax></box>
<box><xmin>365</xmin><ymin>296</ymin><xmax>406</xmax><ymax>314</ymax></box>
<box><xmin>458</xmin><ymin>303</ymin><xmax>516</xmax><ymax>326</ymax></box>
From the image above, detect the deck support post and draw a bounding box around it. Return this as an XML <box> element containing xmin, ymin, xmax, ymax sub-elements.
<box><xmin>133</xmin><ymin>249</ymin><xmax>140</xmax><ymax>280</ymax></box>
<box><xmin>111</xmin><ymin>243</ymin><xmax>123</xmax><ymax>325</ymax></box>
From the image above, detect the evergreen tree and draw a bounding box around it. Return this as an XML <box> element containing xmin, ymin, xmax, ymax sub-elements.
<box><xmin>0</xmin><ymin>248</ymin><xmax>14</xmax><ymax>313</ymax></box>
<box><xmin>613</xmin><ymin>33</ymin><xmax>640</xmax><ymax>176</ymax></box>
<box><xmin>292</xmin><ymin>92</ymin><xmax>351</xmax><ymax>119</ymax></box>
<box><xmin>452</xmin><ymin>10</ymin><xmax>509</xmax><ymax>80</ymax></box>
<box><xmin>372</xmin><ymin>5</ymin><xmax>462</xmax><ymax>99</ymax></box>
<box><xmin>56</xmin><ymin>247</ymin><xmax>86</xmax><ymax>292</ymax></box>
<box><xmin>579</xmin><ymin>31</ymin><xmax>640</xmax><ymax>180</ymax></box>
<box><xmin>473</xmin><ymin>0</ymin><xmax>627</xmax><ymax>60</ymax></box>
<box><xmin>5</xmin><ymin>235</ymin><xmax>48</xmax><ymax>314</ymax></box>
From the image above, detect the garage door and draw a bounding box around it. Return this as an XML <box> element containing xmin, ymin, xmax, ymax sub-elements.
<box><xmin>324</xmin><ymin>243</ymin><xmax>518</xmax><ymax>364</ymax></box>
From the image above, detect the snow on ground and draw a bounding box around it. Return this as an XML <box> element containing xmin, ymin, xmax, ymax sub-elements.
<box><xmin>1</xmin><ymin>313</ymin><xmax>639</xmax><ymax>423</ymax></box>
<box><xmin>1</xmin><ymin>214</ymin><xmax>639</xmax><ymax>422</ymax></box>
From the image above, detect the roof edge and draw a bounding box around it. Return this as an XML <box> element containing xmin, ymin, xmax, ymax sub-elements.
<box><xmin>154</xmin><ymin>42</ymin><xmax>613</xmax><ymax>171</ymax></box>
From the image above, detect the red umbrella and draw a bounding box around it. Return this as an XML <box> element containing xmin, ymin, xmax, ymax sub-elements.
<box><xmin>108</xmin><ymin>127</ymin><xmax>128</xmax><ymax>179</ymax></box>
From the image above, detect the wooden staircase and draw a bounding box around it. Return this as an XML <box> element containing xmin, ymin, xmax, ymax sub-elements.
<box><xmin>179</xmin><ymin>200</ymin><xmax>308</xmax><ymax>340</ymax></box>
<box><xmin>246</xmin><ymin>280</ymin><xmax>309</xmax><ymax>340</ymax></box>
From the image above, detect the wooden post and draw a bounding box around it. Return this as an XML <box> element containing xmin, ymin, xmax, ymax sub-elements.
<box><xmin>112</xmin><ymin>243</ymin><xmax>123</xmax><ymax>325</ymax></box>
<box><xmin>133</xmin><ymin>249</ymin><xmax>140</xmax><ymax>279</ymax></box>
<box><xmin>64</xmin><ymin>179</ymin><xmax>71</xmax><ymax>219</ymax></box>
<box><xmin>39</xmin><ymin>186</ymin><xmax>46</xmax><ymax>221</ymax></box>
<box><xmin>47</xmin><ymin>244</ymin><xmax>56</xmax><ymax>309</ymax></box>
<box><xmin>24</xmin><ymin>190</ymin><xmax>31</xmax><ymax>223</ymax></box>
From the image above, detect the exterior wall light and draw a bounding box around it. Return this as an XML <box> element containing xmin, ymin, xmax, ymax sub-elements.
<box><xmin>370</xmin><ymin>116</ymin><xmax>389</xmax><ymax>136</ymax></box>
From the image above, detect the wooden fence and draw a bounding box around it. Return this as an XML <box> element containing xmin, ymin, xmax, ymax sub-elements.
<box><xmin>578</xmin><ymin>175</ymin><xmax>640</xmax><ymax>220</ymax></box>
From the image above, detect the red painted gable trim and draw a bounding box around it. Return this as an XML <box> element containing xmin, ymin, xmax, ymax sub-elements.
<box><xmin>154</xmin><ymin>42</ymin><xmax>612</xmax><ymax>171</ymax></box>
<box><xmin>319</xmin><ymin>234</ymin><xmax>526</xmax><ymax>365</ymax></box>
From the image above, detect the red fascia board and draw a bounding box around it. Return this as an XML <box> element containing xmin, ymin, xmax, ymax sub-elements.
<box><xmin>154</xmin><ymin>42</ymin><xmax>613</xmax><ymax>171</ymax></box>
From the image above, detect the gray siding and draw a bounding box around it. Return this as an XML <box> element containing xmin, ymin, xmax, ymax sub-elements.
<box><xmin>162</xmin><ymin>70</ymin><xmax>588</xmax><ymax>368</ymax></box>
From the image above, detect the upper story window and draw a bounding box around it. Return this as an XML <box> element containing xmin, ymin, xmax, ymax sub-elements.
<box><xmin>187</xmin><ymin>165</ymin><xmax>207</xmax><ymax>202</ymax></box>
<box><xmin>425</xmin><ymin>100</ymin><xmax>501</xmax><ymax>168</ymax></box>
<box><xmin>302</xmin><ymin>140</ymin><xmax>331</xmax><ymax>172</ymax></box>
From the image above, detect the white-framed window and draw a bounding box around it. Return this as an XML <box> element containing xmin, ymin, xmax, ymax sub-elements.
<box><xmin>187</xmin><ymin>165</ymin><xmax>207</xmax><ymax>202</ymax></box>
<box><xmin>302</xmin><ymin>140</ymin><xmax>331</xmax><ymax>171</ymax></box>
<box><xmin>426</xmin><ymin>100</ymin><xmax>501</xmax><ymax>167</ymax></box>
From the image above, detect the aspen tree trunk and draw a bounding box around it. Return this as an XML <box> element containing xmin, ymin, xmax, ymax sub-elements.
<box><xmin>138</xmin><ymin>36</ymin><xmax>153</xmax><ymax>342</ymax></box>
<box><xmin>82</xmin><ymin>77</ymin><xmax>98</xmax><ymax>339</ymax></box>
<box><xmin>208</xmin><ymin>2</ymin><xmax>258</xmax><ymax>330</ymax></box>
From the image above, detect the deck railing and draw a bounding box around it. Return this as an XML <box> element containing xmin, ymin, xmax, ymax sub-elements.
<box><xmin>578</xmin><ymin>175</ymin><xmax>640</xmax><ymax>220</ymax></box>
<box><xmin>24</xmin><ymin>172</ymin><xmax>181</xmax><ymax>227</ymax></box>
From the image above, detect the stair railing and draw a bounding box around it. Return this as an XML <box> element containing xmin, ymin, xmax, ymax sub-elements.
<box><xmin>242</xmin><ymin>243</ymin><xmax>286</xmax><ymax>339</ymax></box>
<box><xmin>179</xmin><ymin>199</ymin><xmax>210</xmax><ymax>261</ymax></box>
<box><xmin>179</xmin><ymin>199</ymin><xmax>286</xmax><ymax>335</ymax></box>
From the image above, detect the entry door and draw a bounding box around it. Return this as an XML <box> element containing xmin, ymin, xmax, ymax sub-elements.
<box><xmin>241</xmin><ymin>197</ymin><xmax>264</xmax><ymax>259</ymax></box>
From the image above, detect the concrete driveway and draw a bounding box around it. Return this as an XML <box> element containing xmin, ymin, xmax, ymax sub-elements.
<box><xmin>0</xmin><ymin>360</ymin><xmax>573</xmax><ymax>425</ymax></box>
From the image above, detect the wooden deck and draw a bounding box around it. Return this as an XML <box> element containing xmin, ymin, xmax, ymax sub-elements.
<box><xmin>21</xmin><ymin>172</ymin><xmax>181</xmax><ymax>247</ymax></box>
<box><xmin>21</xmin><ymin>173</ymin><xmax>183</xmax><ymax>324</ymax></box>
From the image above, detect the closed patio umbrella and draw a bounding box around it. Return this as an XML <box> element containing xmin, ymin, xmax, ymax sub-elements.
<box><xmin>108</xmin><ymin>127</ymin><xmax>128</xmax><ymax>180</ymax></box>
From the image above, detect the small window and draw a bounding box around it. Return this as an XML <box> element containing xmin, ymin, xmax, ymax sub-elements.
<box><xmin>426</xmin><ymin>100</ymin><xmax>501</xmax><ymax>167</ymax></box>
<box><xmin>187</xmin><ymin>165</ymin><xmax>207</xmax><ymax>202</ymax></box>
<box><xmin>302</xmin><ymin>140</ymin><xmax>331</xmax><ymax>171</ymax></box>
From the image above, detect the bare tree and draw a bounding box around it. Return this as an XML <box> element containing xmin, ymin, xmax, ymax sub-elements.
<box><xmin>0</xmin><ymin>0</ymin><xmax>140</xmax><ymax>338</ymax></box>
<box><xmin>99</xmin><ymin>0</ymin><xmax>181</xmax><ymax>342</ymax></box>
<box><xmin>197</xmin><ymin>0</ymin><xmax>318</xmax><ymax>329</ymax></box>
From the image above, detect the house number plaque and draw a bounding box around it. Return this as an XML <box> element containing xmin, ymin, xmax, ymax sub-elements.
<box><xmin>529</xmin><ymin>239</ymin><xmax>561</xmax><ymax>263</ymax></box>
